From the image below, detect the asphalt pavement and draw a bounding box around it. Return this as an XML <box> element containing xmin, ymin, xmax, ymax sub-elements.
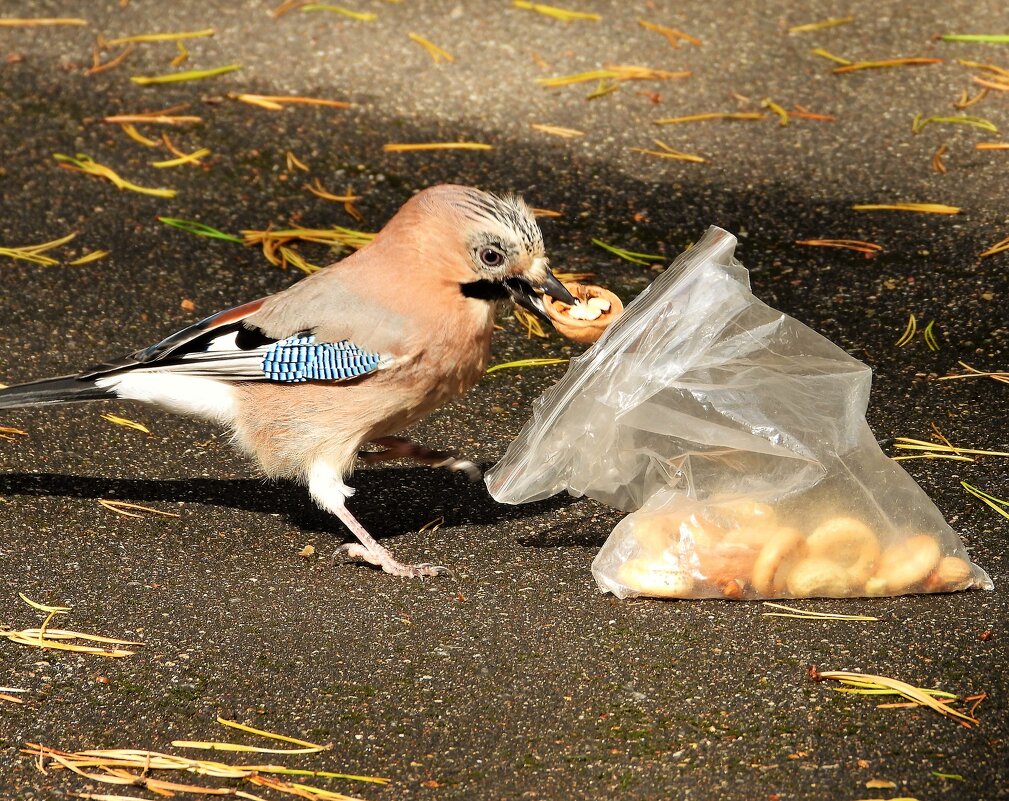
<box><xmin>0</xmin><ymin>2</ymin><xmax>1007</xmax><ymax>799</ymax></box>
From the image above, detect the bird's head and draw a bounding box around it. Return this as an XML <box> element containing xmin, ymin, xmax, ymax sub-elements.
<box><xmin>417</xmin><ymin>185</ymin><xmax>576</xmax><ymax>320</ymax></box>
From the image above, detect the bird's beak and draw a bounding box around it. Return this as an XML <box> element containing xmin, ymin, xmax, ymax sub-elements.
<box><xmin>504</xmin><ymin>257</ymin><xmax>577</xmax><ymax>322</ymax></box>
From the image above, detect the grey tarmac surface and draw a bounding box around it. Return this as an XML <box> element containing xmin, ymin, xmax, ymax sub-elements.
<box><xmin>0</xmin><ymin>1</ymin><xmax>1007</xmax><ymax>799</ymax></box>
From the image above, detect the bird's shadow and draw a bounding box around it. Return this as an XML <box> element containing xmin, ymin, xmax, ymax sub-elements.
<box><xmin>0</xmin><ymin>465</ymin><xmax>588</xmax><ymax>545</ymax></box>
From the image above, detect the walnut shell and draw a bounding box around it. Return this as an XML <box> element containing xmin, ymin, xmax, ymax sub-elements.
<box><xmin>544</xmin><ymin>282</ymin><xmax>623</xmax><ymax>344</ymax></box>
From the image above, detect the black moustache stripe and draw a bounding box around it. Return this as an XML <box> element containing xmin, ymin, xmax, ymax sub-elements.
<box><xmin>460</xmin><ymin>279</ymin><xmax>511</xmax><ymax>301</ymax></box>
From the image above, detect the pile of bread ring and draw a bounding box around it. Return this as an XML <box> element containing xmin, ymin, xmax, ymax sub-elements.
<box><xmin>616</xmin><ymin>498</ymin><xmax>974</xmax><ymax>599</ymax></box>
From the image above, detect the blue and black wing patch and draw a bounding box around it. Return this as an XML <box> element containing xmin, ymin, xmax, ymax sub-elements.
<box><xmin>261</xmin><ymin>335</ymin><xmax>384</xmax><ymax>383</ymax></box>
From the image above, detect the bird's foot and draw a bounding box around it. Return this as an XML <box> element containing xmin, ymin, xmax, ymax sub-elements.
<box><xmin>431</xmin><ymin>456</ymin><xmax>482</xmax><ymax>482</ymax></box>
<box><xmin>333</xmin><ymin>542</ymin><xmax>451</xmax><ymax>578</ymax></box>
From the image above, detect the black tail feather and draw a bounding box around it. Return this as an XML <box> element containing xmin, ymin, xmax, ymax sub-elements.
<box><xmin>0</xmin><ymin>375</ymin><xmax>114</xmax><ymax>410</ymax></box>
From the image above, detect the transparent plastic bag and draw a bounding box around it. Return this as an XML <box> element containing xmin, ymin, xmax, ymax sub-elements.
<box><xmin>486</xmin><ymin>227</ymin><xmax>992</xmax><ymax>599</ymax></box>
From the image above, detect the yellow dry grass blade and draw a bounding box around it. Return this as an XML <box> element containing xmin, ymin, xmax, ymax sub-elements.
<box><xmin>637</xmin><ymin>19</ymin><xmax>700</xmax><ymax>47</ymax></box>
<box><xmin>383</xmin><ymin>142</ymin><xmax>492</xmax><ymax>152</ymax></box>
<box><xmin>418</xmin><ymin>515</ymin><xmax>445</xmax><ymax>534</ymax></box>
<box><xmin>131</xmin><ymin>63</ymin><xmax>240</xmax><ymax>85</ymax></box>
<box><xmin>172</xmin><ymin>741</ymin><xmax>328</xmax><ymax>755</ymax></box>
<box><xmin>892</xmin><ymin>438</ymin><xmax>1009</xmax><ymax>458</ymax></box>
<box><xmin>795</xmin><ymin>238</ymin><xmax>882</xmax><ymax>254</ymax></box>
<box><xmin>486</xmin><ymin>358</ymin><xmax>568</xmax><ymax>374</ymax></box>
<box><xmin>105</xmin><ymin>28</ymin><xmax>215</xmax><ymax>45</ymax></box>
<box><xmin>233</xmin><ymin>765</ymin><xmax>388</xmax><ymax>783</ymax></box>
<box><xmin>513</xmin><ymin>1</ymin><xmax>600</xmax><ymax>22</ymax></box>
<box><xmin>68</xmin><ymin>790</ymin><xmax>192</xmax><ymax>794</ymax></box>
<box><xmin>285</xmin><ymin>151</ymin><xmax>310</xmax><ymax>172</ymax></box>
<box><xmin>980</xmin><ymin>234</ymin><xmax>1009</xmax><ymax>257</ymax></box>
<box><xmin>761</xmin><ymin>603</ymin><xmax>877</xmax><ymax>621</ymax></box>
<box><xmin>0</xmin><ymin>17</ymin><xmax>87</xmax><ymax>26</ymax></box>
<box><xmin>932</xmin><ymin>143</ymin><xmax>948</xmax><ymax>174</ymax></box>
<box><xmin>0</xmin><ymin>232</ymin><xmax>77</xmax><ymax>265</ymax></box>
<box><xmin>892</xmin><ymin>454</ymin><xmax>973</xmax><ymax>462</ymax></box>
<box><xmin>18</xmin><ymin>593</ymin><xmax>70</xmax><ymax>614</ymax></box>
<box><xmin>654</xmin><ymin>111</ymin><xmax>764</xmax><ymax>125</ymax></box>
<box><xmin>14</xmin><ymin>628</ymin><xmax>140</xmax><ymax>646</ymax></box>
<box><xmin>100</xmin><ymin>413</ymin><xmax>151</xmax><ymax>434</ymax></box>
<box><xmin>0</xmin><ymin>425</ymin><xmax>29</xmax><ymax>441</ymax></box>
<box><xmin>215</xmin><ymin>717</ymin><xmax>330</xmax><ymax>750</ymax></box>
<box><xmin>833</xmin><ymin>57</ymin><xmax>943</xmax><ymax>74</ymax></box>
<box><xmin>408</xmin><ymin>32</ymin><xmax>454</xmax><ymax>63</ymax></box>
<box><xmin>938</xmin><ymin>361</ymin><xmax>1009</xmax><ymax>384</ymax></box>
<box><xmin>278</xmin><ymin>246</ymin><xmax>323</xmax><ymax>274</ymax></box>
<box><xmin>530</xmin><ymin>123</ymin><xmax>585</xmax><ymax>138</ymax></box>
<box><xmin>592</xmin><ymin>238</ymin><xmax>664</xmax><ymax>265</ymax></box>
<box><xmin>106</xmin><ymin>113</ymin><xmax>201</xmax><ymax>125</ymax></box>
<box><xmin>962</xmin><ymin>481</ymin><xmax>1009</xmax><ymax>520</ymax></box>
<box><xmin>3</xmin><ymin>630</ymin><xmax>138</xmax><ymax>657</ymax></box>
<box><xmin>232</xmin><ymin>93</ymin><xmax>353</xmax><ymax>110</ymax></box>
<box><xmin>788</xmin><ymin>15</ymin><xmax>855</xmax><ymax>34</ymax></box>
<box><xmin>853</xmin><ymin>203</ymin><xmax>959</xmax><ymax>214</ymax></box>
<box><xmin>761</xmin><ymin>97</ymin><xmax>790</xmax><ymax>126</ymax></box>
<box><xmin>539</xmin><ymin>65</ymin><xmax>690</xmax><ymax>87</ymax></box>
<box><xmin>87</xmin><ymin>42</ymin><xmax>135</xmax><ymax>76</ymax></box>
<box><xmin>98</xmin><ymin>499</ymin><xmax>181</xmax><ymax>518</ymax></box>
<box><xmin>242</xmin><ymin>225</ymin><xmax>375</xmax><ymax>271</ymax></box>
<box><xmin>957</xmin><ymin>59</ymin><xmax>1009</xmax><ymax>79</ymax></box>
<box><xmin>513</xmin><ymin>307</ymin><xmax>549</xmax><ymax>338</ymax></box>
<box><xmin>811</xmin><ymin>47</ymin><xmax>851</xmax><ymax>65</ymax></box>
<box><xmin>912</xmin><ymin>114</ymin><xmax>998</xmax><ymax>135</ymax></box>
<box><xmin>922</xmin><ymin>319</ymin><xmax>941</xmax><ymax>351</ymax></box>
<box><xmin>68</xmin><ymin>250</ymin><xmax>110</xmax><ymax>265</ymax></box>
<box><xmin>300</xmin><ymin>3</ymin><xmax>377</xmax><ymax>21</ymax></box>
<box><xmin>172</xmin><ymin>39</ymin><xmax>190</xmax><ymax>67</ymax></box>
<box><xmin>54</xmin><ymin>153</ymin><xmax>176</xmax><ymax>198</ymax></box>
<box><xmin>629</xmin><ymin>139</ymin><xmax>706</xmax><ymax>163</ymax></box>
<box><xmin>895</xmin><ymin>313</ymin><xmax>917</xmax><ymax>347</ymax></box>
<box><xmin>305</xmin><ymin>180</ymin><xmax>360</xmax><ymax>203</ymax></box>
<box><xmin>151</xmin><ymin>147</ymin><xmax>210</xmax><ymax>168</ymax></box>
<box><xmin>818</xmin><ymin>671</ymin><xmax>978</xmax><ymax>726</ymax></box>
<box><xmin>974</xmin><ymin>76</ymin><xmax>1009</xmax><ymax>93</ymax></box>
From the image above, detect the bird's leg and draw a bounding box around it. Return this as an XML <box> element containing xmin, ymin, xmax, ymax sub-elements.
<box><xmin>359</xmin><ymin>436</ymin><xmax>481</xmax><ymax>481</ymax></box>
<box><xmin>308</xmin><ymin>459</ymin><xmax>448</xmax><ymax>578</ymax></box>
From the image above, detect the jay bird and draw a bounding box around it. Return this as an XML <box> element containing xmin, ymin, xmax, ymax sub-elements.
<box><xmin>0</xmin><ymin>185</ymin><xmax>575</xmax><ymax>577</ymax></box>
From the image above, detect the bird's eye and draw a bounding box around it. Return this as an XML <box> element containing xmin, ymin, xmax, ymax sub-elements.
<box><xmin>479</xmin><ymin>248</ymin><xmax>504</xmax><ymax>268</ymax></box>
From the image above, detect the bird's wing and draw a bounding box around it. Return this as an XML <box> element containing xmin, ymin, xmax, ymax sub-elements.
<box><xmin>79</xmin><ymin>297</ymin><xmax>391</xmax><ymax>384</ymax></box>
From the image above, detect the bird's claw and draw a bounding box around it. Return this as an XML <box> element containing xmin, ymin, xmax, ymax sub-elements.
<box><xmin>435</xmin><ymin>457</ymin><xmax>482</xmax><ymax>482</ymax></box>
<box><xmin>332</xmin><ymin>543</ymin><xmax>450</xmax><ymax>578</ymax></box>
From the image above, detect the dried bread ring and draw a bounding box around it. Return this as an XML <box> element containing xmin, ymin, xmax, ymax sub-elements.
<box><xmin>807</xmin><ymin>517</ymin><xmax>880</xmax><ymax>584</ymax></box>
<box><xmin>617</xmin><ymin>558</ymin><xmax>694</xmax><ymax>598</ymax></box>
<box><xmin>720</xmin><ymin>498</ymin><xmax>776</xmax><ymax>527</ymax></box>
<box><xmin>752</xmin><ymin>527</ymin><xmax>807</xmax><ymax>596</ymax></box>
<box><xmin>723</xmin><ymin>524</ymin><xmax>777</xmax><ymax>550</ymax></box>
<box><xmin>630</xmin><ymin>513</ymin><xmax>680</xmax><ymax>557</ymax></box>
<box><xmin>875</xmin><ymin>534</ymin><xmax>941</xmax><ymax>593</ymax></box>
<box><xmin>785</xmin><ymin>557</ymin><xmax>856</xmax><ymax>598</ymax></box>
<box><xmin>923</xmin><ymin>555</ymin><xmax>973</xmax><ymax>593</ymax></box>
